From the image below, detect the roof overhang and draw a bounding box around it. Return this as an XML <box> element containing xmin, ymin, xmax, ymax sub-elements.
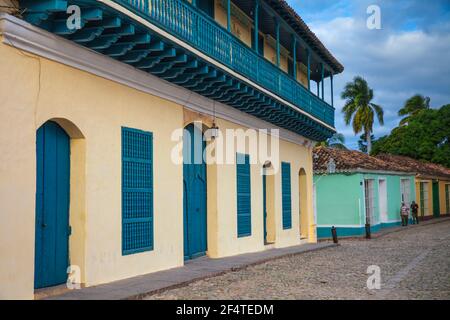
<box><xmin>16</xmin><ymin>0</ymin><xmax>337</xmax><ymax>141</ymax></box>
<box><xmin>314</xmin><ymin>168</ymin><xmax>416</xmax><ymax>176</ymax></box>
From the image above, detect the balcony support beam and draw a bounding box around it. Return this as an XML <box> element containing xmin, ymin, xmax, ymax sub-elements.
<box><xmin>307</xmin><ymin>49</ymin><xmax>311</xmax><ymax>91</ymax></box>
<box><xmin>292</xmin><ymin>36</ymin><xmax>297</xmax><ymax>80</ymax></box>
<box><xmin>227</xmin><ymin>0</ymin><xmax>231</xmax><ymax>32</ymax></box>
<box><xmin>321</xmin><ymin>63</ymin><xmax>325</xmax><ymax>100</ymax></box>
<box><xmin>253</xmin><ymin>0</ymin><xmax>260</xmax><ymax>54</ymax></box>
<box><xmin>331</xmin><ymin>73</ymin><xmax>334</xmax><ymax>107</ymax></box>
<box><xmin>275</xmin><ymin>18</ymin><xmax>280</xmax><ymax>67</ymax></box>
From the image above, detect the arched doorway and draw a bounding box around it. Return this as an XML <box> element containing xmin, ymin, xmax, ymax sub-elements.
<box><xmin>299</xmin><ymin>168</ymin><xmax>308</xmax><ymax>239</ymax></box>
<box><xmin>183</xmin><ymin>123</ymin><xmax>207</xmax><ymax>260</ymax></box>
<box><xmin>35</xmin><ymin>121</ymin><xmax>71</xmax><ymax>289</ymax></box>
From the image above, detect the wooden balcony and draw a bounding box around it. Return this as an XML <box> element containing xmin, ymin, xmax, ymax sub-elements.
<box><xmin>20</xmin><ymin>0</ymin><xmax>338</xmax><ymax>140</ymax></box>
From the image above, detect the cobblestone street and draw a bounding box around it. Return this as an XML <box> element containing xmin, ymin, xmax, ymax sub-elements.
<box><xmin>145</xmin><ymin>220</ymin><xmax>450</xmax><ymax>300</ymax></box>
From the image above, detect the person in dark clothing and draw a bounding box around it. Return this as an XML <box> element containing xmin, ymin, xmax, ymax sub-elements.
<box><xmin>411</xmin><ymin>201</ymin><xmax>419</xmax><ymax>224</ymax></box>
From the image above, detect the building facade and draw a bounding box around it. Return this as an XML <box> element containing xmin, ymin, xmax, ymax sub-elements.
<box><xmin>376</xmin><ymin>155</ymin><xmax>450</xmax><ymax>220</ymax></box>
<box><xmin>313</xmin><ymin>148</ymin><xmax>416</xmax><ymax>238</ymax></box>
<box><xmin>0</xmin><ymin>0</ymin><xmax>343</xmax><ymax>298</ymax></box>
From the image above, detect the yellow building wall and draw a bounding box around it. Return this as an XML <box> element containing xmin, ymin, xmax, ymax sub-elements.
<box><xmin>0</xmin><ymin>0</ymin><xmax>18</xmax><ymax>14</ymax></box>
<box><xmin>0</xmin><ymin>36</ymin><xmax>38</xmax><ymax>300</ymax></box>
<box><xmin>0</xmin><ymin>38</ymin><xmax>315</xmax><ymax>299</ymax></box>
<box><xmin>206</xmin><ymin>119</ymin><xmax>315</xmax><ymax>258</ymax></box>
<box><xmin>214</xmin><ymin>0</ymin><xmax>252</xmax><ymax>48</ymax></box>
<box><xmin>263</xmin><ymin>41</ymin><xmax>289</xmax><ymax>73</ymax></box>
<box><xmin>297</xmin><ymin>64</ymin><xmax>309</xmax><ymax>88</ymax></box>
<box><xmin>415</xmin><ymin>179</ymin><xmax>434</xmax><ymax>217</ymax></box>
<box><xmin>0</xmin><ymin>40</ymin><xmax>184</xmax><ymax>298</ymax></box>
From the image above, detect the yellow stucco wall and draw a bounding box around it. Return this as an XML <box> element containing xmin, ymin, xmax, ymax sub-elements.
<box><xmin>214</xmin><ymin>0</ymin><xmax>252</xmax><ymax>48</ymax></box>
<box><xmin>263</xmin><ymin>40</ymin><xmax>288</xmax><ymax>73</ymax></box>
<box><xmin>0</xmin><ymin>38</ymin><xmax>315</xmax><ymax>299</ymax></box>
<box><xmin>206</xmin><ymin>119</ymin><xmax>315</xmax><ymax>258</ymax></box>
<box><xmin>297</xmin><ymin>64</ymin><xmax>309</xmax><ymax>88</ymax></box>
<box><xmin>415</xmin><ymin>181</ymin><xmax>419</xmax><ymax>214</ymax></box>
<box><xmin>0</xmin><ymin>39</ymin><xmax>185</xmax><ymax>298</ymax></box>
<box><xmin>416</xmin><ymin>179</ymin><xmax>450</xmax><ymax>217</ymax></box>
<box><xmin>0</xmin><ymin>0</ymin><xmax>18</xmax><ymax>14</ymax></box>
<box><xmin>416</xmin><ymin>178</ymin><xmax>433</xmax><ymax>217</ymax></box>
<box><xmin>0</xmin><ymin>36</ymin><xmax>38</xmax><ymax>300</ymax></box>
<box><xmin>415</xmin><ymin>179</ymin><xmax>436</xmax><ymax>217</ymax></box>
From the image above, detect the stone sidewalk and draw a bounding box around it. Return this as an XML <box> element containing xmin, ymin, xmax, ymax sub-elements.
<box><xmin>318</xmin><ymin>216</ymin><xmax>450</xmax><ymax>241</ymax></box>
<box><xmin>47</xmin><ymin>242</ymin><xmax>336</xmax><ymax>300</ymax></box>
<box><xmin>146</xmin><ymin>217</ymin><xmax>450</xmax><ymax>300</ymax></box>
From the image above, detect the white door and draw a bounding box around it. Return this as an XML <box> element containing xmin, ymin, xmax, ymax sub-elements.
<box><xmin>379</xmin><ymin>179</ymin><xmax>387</xmax><ymax>222</ymax></box>
<box><xmin>364</xmin><ymin>179</ymin><xmax>376</xmax><ymax>225</ymax></box>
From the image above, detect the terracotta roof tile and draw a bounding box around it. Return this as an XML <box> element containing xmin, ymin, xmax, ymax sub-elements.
<box><xmin>313</xmin><ymin>147</ymin><xmax>414</xmax><ymax>174</ymax></box>
<box><xmin>267</xmin><ymin>0</ymin><xmax>344</xmax><ymax>74</ymax></box>
<box><xmin>313</xmin><ymin>147</ymin><xmax>450</xmax><ymax>179</ymax></box>
<box><xmin>375</xmin><ymin>154</ymin><xmax>450</xmax><ymax>180</ymax></box>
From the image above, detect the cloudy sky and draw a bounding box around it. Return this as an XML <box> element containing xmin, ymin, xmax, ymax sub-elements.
<box><xmin>286</xmin><ymin>0</ymin><xmax>450</xmax><ymax>149</ymax></box>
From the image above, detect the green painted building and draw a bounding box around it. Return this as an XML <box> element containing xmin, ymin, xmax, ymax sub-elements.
<box><xmin>313</xmin><ymin>147</ymin><xmax>416</xmax><ymax>238</ymax></box>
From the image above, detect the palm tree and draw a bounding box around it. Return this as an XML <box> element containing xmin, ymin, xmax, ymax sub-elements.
<box><xmin>398</xmin><ymin>94</ymin><xmax>430</xmax><ymax>126</ymax></box>
<box><xmin>341</xmin><ymin>76</ymin><xmax>384</xmax><ymax>154</ymax></box>
<box><xmin>317</xmin><ymin>133</ymin><xmax>347</xmax><ymax>149</ymax></box>
<box><xmin>358</xmin><ymin>133</ymin><xmax>376</xmax><ymax>153</ymax></box>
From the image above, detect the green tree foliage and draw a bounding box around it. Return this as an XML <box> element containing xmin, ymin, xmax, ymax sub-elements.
<box><xmin>372</xmin><ymin>104</ymin><xmax>450</xmax><ymax>167</ymax></box>
<box><xmin>341</xmin><ymin>76</ymin><xmax>384</xmax><ymax>153</ymax></box>
<box><xmin>398</xmin><ymin>94</ymin><xmax>430</xmax><ymax>126</ymax></box>
<box><xmin>318</xmin><ymin>133</ymin><xmax>347</xmax><ymax>149</ymax></box>
<box><xmin>358</xmin><ymin>134</ymin><xmax>376</xmax><ymax>153</ymax></box>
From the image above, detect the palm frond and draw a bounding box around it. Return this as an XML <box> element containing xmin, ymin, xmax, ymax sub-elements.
<box><xmin>340</xmin><ymin>76</ymin><xmax>384</xmax><ymax>137</ymax></box>
<box><xmin>371</xmin><ymin>103</ymin><xmax>384</xmax><ymax>125</ymax></box>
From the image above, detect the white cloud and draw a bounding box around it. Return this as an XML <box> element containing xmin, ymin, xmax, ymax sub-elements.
<box><xmin>307</xmin><ymin>15</ymin><xmax>450</xmax><ymax>148</ymax></box>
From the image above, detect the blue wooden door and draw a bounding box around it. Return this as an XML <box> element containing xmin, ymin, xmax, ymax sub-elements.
<box><xmin>183</xmin><ymin>124</ymin><xmax>207</xmax><ymax>260</ymax></box>
<box><xmin>35</xmin><ymin>121</ymin><xmax>70</xmax><ymax>289</ymax></box>
<box><xmin>262</xmin><ymin>174</ymin><xmax>267</xmax><ymax>243</ymax></box>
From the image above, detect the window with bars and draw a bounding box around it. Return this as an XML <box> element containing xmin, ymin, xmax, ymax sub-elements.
<box><xmin>420</xmin><ymin>182</ymin><xmax>429</xmax><ymax>216</ymax></box>
<box><xmin>282</xmin><ymin>162</ymin><xmax>292</xmax><ymax>230</ymax></box>
<box><xmin>401</xmin><ymin>178</ymin><xmax>411</xmax><ymax>206</ymax></box>
<box><xmin>122</xmin><ymin>127</ymin><xmax>154</xmax><ymax>255</ymax></box>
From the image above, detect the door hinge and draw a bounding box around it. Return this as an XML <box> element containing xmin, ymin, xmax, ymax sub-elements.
<box><xmin>68</xmin><ymin>225</ymin><xmax>72</xmax><ymax>236</ymax></box>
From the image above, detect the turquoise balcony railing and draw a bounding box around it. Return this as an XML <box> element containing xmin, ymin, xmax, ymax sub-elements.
<box><xmin>113</xmin><ymin>0</ymin><xmax>335</xmax><ymax>127</ymax></box>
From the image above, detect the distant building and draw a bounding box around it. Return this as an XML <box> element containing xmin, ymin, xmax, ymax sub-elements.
<box><xmin>313</xmin><ymin>147</ymin><xmax>417</xmax><ymax>238</ymax></box>
<box><xmin>376</xmin><ymin>154</ymin><xmax>450</xmax><ymax>220</ymax></box>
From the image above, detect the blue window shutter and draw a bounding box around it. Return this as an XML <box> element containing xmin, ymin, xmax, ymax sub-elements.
<box><xmin>282</xmin><ymin>162</ymin><xmax>292</xmax><ymax>229</ymax></box>
<box><xmin>122</xmin><ymin>127</ymin><xmax>154</xmax><ymax>255</ymax></box>
<box><xmin>236</xmin><ymin>153</ymin><xmax>251</xmax><ymax>237</ymax></box>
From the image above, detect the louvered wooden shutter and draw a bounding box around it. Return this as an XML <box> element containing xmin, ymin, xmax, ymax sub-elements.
<box><xmin>282</xmin><ymin>162</ymin><xmax>292</xmax><ymax>229</ymax></box>
<box><xmin>122</xmin><ymin>127</ymin><xmax>154</xmax><ymax>255</ymax></box>
<box><xmin>236</xmin><ymin>153</ymin><xmax>251</xmax><ymax>237</ymax></box>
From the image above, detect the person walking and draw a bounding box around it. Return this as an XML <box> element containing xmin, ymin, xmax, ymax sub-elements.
<box><xmin>400</xmin><ymin>202</ymin><xmax>409</xmax><ymax>226</ymax></box>
<box><xmin>411</xmin><ymin>201</ymin><xmax>419</xmax><ymax>225</ymax></box>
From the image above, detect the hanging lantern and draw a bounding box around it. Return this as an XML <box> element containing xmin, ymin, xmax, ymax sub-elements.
<box><xmin>210</xmin><ymin>122</ymin><xmax>220</xmax><ymax>140</ymax></box>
